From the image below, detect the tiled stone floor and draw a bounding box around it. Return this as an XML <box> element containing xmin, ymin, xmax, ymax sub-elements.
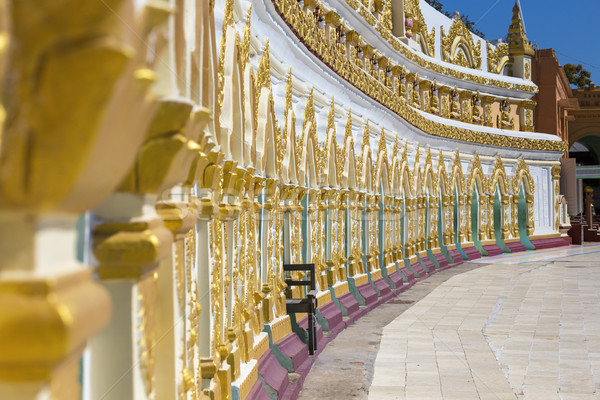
<box><xmin>369</xmin><ymin>246</ymin><xmax>600</xmax><ymax>400</ymax></box>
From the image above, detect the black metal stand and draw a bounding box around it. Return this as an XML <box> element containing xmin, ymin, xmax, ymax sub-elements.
<box><xmin>283</xmin><ymin>263</ymin><xmax>318</xmax><ymax>355</ymax></box>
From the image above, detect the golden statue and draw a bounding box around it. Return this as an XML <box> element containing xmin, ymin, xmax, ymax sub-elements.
<box><xmin>411</xmin><ymin>79</ymin><xmax>420</xmax><ymax>108</ymax></box>
<box><xmin>449</xmin><ymin>86</ymin><xmax>461</xmax><ymax>119</ymax></box>
<box><xmin>497</xmin><ymin>98</ymin><xmax>514</xmax><ymax>129</ymax></box>
<box><xmin>429</xmin><ymin>80</ymin><xmax>440</xmax><ymax>114</ymax></box>
<box><xmin>471</xmin><ymin>91</ymin><xmax>482</xmax><ymax>124</ymax></box>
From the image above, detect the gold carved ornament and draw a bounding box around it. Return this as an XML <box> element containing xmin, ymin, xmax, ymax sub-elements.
<box><xmin>487</xmin><ymin>42</ymin><xmax>509</xmax><ymax>74</ymax></box>
<box><xmin>441</xmin><ymin>16</ymin><xmax>482</xmax><ymax>70</ymax></box>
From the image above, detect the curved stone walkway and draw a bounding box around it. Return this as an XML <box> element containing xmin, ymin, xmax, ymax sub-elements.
<box><xmin>299</xmin><ymin>245</ymin><xmax>600</xmax><ymax>400</ymax></box>
<box><xmin>298</xmin><ymin>263</ymin><xmax>487</xmax><ymax>399</ymax></box>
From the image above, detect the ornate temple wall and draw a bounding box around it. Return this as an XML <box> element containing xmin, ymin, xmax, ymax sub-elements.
<box><xmin>0</xmin><ymin>0</ymin><xmax>568</xmax><ymax>399</ymax></box>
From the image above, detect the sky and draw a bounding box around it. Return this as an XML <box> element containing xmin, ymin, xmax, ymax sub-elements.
<box><xmin>440</xmin><ymin>0</ymin><xmax>600</xmax><ymax>84</ymax></box>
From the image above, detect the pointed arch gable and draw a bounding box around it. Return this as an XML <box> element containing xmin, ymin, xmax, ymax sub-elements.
<box><xmin>467</xmin><ymin>153</ymin><xmax>487</xmax><ymax>195</ymax></box>
<box><xmin>398</xmin><ymin>143</ymin><xmax>414</xmax><ymax>198</ymax></box>
<box><xmin>324</xmin><ymin>126</ymin><xmax>339</xmax><ymax>188</ymax></box>
<box><xmin>298</xmin><ymin>120</ymin><xmax>319</xmax><ymax>188</ymax></box>
<box><xmin>490</xmin><ymin>156</ymin><xmax>510</xmax><ymax>196</ymax></box>
<box><xmin>360</xmin><ymin>148</ymin><xmax>374</xmax><ymax>192</ymax></box>
<box><xmin>281</xmin><ymin>112</ymin><xmax>299</xmax><ymax>185</ymax></box>
<box><xmin>243</xmin><ymin>65</ymin><xmax>257</xmax><ymax>168</ymax></box>
<box><xmin>375</xmin><ymin>132</ymin><xmax>391</xmax><ymax>196</ymax></box>
<box><xmin>422</xmin><ymin>148</ymin><xmax>437</xmax><ymax>196</ymax></box>
<box><xmin>450</xmin><ymin>151</ymin><xmax>466</xmax><ymax>195</ymax></box>
<box><xmin>220</xmin><ymin>27</ymin><xmax>245</xmax><ymax>162</ymax></box>
<box><xmin>255</xmin><ymin>89</ymin><xmax>278</xmax><ymax>178</ymax></box>
<box><xmin>437</xmin><ymin>151</ymin><xmax>450</xmax><ymax>196</ymax></box>
<box><xmin>343</xmin><ymin>137</ymin><xmax>358</xmax><ymax>190</ymax></box>
<box><xmin>511</xmin><ymin>157</ymin><xmax>535</xmax><ymax>196</ymax></box>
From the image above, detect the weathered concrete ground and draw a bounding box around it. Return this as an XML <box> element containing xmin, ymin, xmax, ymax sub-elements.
<box><xmin>297</xmin><ymin>263</ymin><xmax>486</xmax><ymax>399</ymax></box>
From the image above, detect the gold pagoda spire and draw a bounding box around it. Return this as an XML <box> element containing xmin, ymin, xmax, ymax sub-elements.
<box><xmin>506</xmin><ymin>1</ymin><xmax>534</xmax><ymax>57</ymax></box>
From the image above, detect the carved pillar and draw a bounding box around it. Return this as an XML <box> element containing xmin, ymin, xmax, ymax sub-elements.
<box><xmin>526</xmin><ymin>194</ymin><xmax>535</xmax><ymax>236</ymax></box>
<box><xmin>459</xmin><ymin>90</ymin><xmax>473</xmax><ymax>123</ymax></box>
<box><xmin>484</xmin><ymin>195</ymin><xmax>493</xmax><ymax>240</ymax></box>
<box><xmin>481</xmin><ymin>96</ymin><xmax>496</xmax><ymax>127</ymax></box>
<box><xmin>0</xmin><ymin>0</ymin><xmax>166</xmax><ymax>397</ymax></box>
<box><xmin>355</xmin><ymin>192</ymin><xmax>367</xmax><ymax>274</ymax></box>
<box><xmin>501</xmin><ymin>194</ymin><xmax>510</xmax><ymax>239</ymax></box>
<box><xmin>337</xmin><ymin>190</ymin><xmax>349</xmax><ymax>281</ymax></box>
<box><xmin>418</xmin><ymin>80</ymin><xmax>431</xmax><ymax>112</ymax></box>
<box><xmin>552</xmin><ymin>165</ymin><xmax>561</xmax><ymax>232</ymax></box>
<box><xmin>465</xmin><ymin>194</ymin><xmax>473</xmax><ymax>241</ymax></box>
<box><xmin>510</xmin><ymin>194</ymin><xmax>519</xmax><ymax>238</ymax></box>
<box><xmin>439</xmin><ymin>86</ymin><xmax>451</xmax><ymax>118</ymax></box>
<box><xmin>155</xmin><ymin>197</ymin><xmax>200</xmax><ymax>400</ymax></box>
<box><xmin>519</xmin><ymin>100</ymin><xmax>536</xmax><ymax>132</ymax></box>
<box><xmin>325</xmin><ymin>189</ymin><xmax>339</xmax><ymax>286</ymax></box>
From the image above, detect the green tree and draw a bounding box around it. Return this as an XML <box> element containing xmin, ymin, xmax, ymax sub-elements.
<box><xmin>564</xmin><ymin>64</ymin><xmax>592</xmax><ymax>88</ymax></box>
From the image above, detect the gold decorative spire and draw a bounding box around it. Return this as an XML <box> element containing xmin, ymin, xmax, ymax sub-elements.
<box><xmin>392</xmin><ymin>135</ymin><xmax>399</xmax><ymax>160</ymax></box>
<box><xmin>303</xmin><ymin>87</ymin><xmax>316</xmax><ymax>137</ymax></box>
<box><xmin>425</xmin><ymin>146</ymin><xmax>432</xmax><ymax>168</ymax></box>
<box><xmin>401</xmin><ymin>141</ymin><xmax>408</xmax><ymax>165</ymax></box>
<box><xmin>327</xmin><ymin>96</ymin><xmax>336</xmax><ymax>135</ymax></box>
<box><xmin>506</xmin><ymin>1</ymin><xmax>534</xmax><ymax>57</ymax></box>
<box><xmin>377</xmin><ymin>126</ymin><xmax>387</xmax><ymax>161</ymax></box>
<box><xmin>219</xmin><ymin>0</ymin><xmax>235</xmax><ymax>85</ymax></box>
<box><xmin>361</xmin><ymin>119</ymin><xmax>371</xmax><ymax>155</ymax></box>
<box><xmin>257</xmin><ymin>39</ymin><xmax>271</xmax><ymax>92</ymax></box>
<box><xmin>344</xmin><ymin>109</ymin><xmax>353</xmax><ymax>145</ymax></box>
<box><xmin>240</xmin><ymin>5</ymin><xmax>252</xmax><ymax>65</ymax></box>
<box><xmin>414</xmin><ymin>143</ymin><xmax>420</xmax><ymax>165</ymax></box>
<box><xmin>284</xmin><ymin>68</ymin><xmax>293</xmax><ymax>125</ymax></box>
<box><xmin>341</xmin><ymin>109</ymin><xmax>353</xmax><ymax>165</ymax></box>
<box><xmin>381</xmin><ymin>0</ymin><xmax>393</xmax><ymax>32</ymax></box>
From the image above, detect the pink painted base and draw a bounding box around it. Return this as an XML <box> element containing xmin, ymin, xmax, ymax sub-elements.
<box><xmin>398</xmin><ymin>266</ymin><xmax>416</xmax><ymax>284</ymax></box>
<box><xmin>337</xmin><ymin>290</ymin><xmax>360</xmax><ymax>317</ymax></box>
<box><xmin>276</xmin><ymin>332</ymin><xmax>308</xmax><ymax>371</ymax></box>
<box><xmin>506</xmin><ymin>241</ymin><xmax>527</xmax><ymax>253</ymax></box>
<box><xmin>373</xmin><ymin>277</ymin><xmax>394</xmax><ymax>302</ymax></box>
<box><xmin>448</xmin><ymin>249</ymin><xmax>464</xmax><ymax>264</ymax></box>
<box><xmin>410</xmin><ymin>261</ymin><xmax>426</xmax><ymax>278</ymax></box>
<box><xmin>258</xmin><ymin>348</ymin><xmax>289</xmax><ymax>395</ymax></box>
<box><xmin>387</xmin><ymin>271</ymin><xmax>405</xmax><ymax>292</ymax></box>
<box><xmin>317</xmin><ymin>300</ymin><xmax>344</xmax><ymax>333</ymax></box>
<box><xmin>357</xmin><ymin>281</ymin><xmax>379</xmax><ymax>306</ymax></box>
<box><xmin>246</xmin><ymin>377</ymin><xmax>271</xmax><ymax>400</ymax></box>
<box><xmin>297</xmin><ymin>316</ymin><xmax>324</xmax><ymax>344</ymax></box>
<box><xmin>462</xmin><ymin>245</ymin><xmax>482</xmax><ymax>260</ymax></box>
<box><xmin>483</xmin><ymin>244</ymin><xmax>504</xmax><ymax>257</ymax></box>
<box><xmin>433</xmin><ymin>252</ymin><xmax>450</xmax><ymax>270</ymax></box>
<box><xmin>420</xmin><ymin>256</ymin><xmax>437</xmax><ymax>275</ymax></box>
<box><xmin>530</xmin><ymin>237</ymin><xmax>570</xmax><ymax>249</ymax></box>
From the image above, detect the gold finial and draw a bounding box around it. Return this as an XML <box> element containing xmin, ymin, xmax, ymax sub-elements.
<box><xmin>223</xmin><ymin>0</ymin><xmax>234</xmax><ymax>28</ymax></box>
<box><xmin>327</xmin><ymin>96</ymin><xmax>336</xmax><ymax>135</ymax></box>
<box><xmin>361</xmin><ymin>119</ymin><xmax>371</xmax><ymax>155</ymax></box>
<box><xmin>285</xmin><ymin>68</ymin><xmax>293</xmax><ymax>122</ymax></box>
<box><xmin>344</xmin><ymin>108</ymin><xmax>353</xmax><ymax>144</ymax></box>
<box><xmin>257</xmin><ymin>39</ymin><xmax>271</xmax><ymax>92</ymax></box>
<box><xmin>240</xmin><ymin>5</ymin><xmax>252</xmax><ymax>65</ymax></box>
<box><xmin>506</xmin><ymin>1</ymin><xmax>534</xmax><ymax>56</ymax></box>
<box><xmin>392</xmin><ymin>135</ymin><xmax>399</xmax><ymax>159</ymax></box>
<box><xmin>401</xmin><ymin>140</ymin><xmax>408</xmax><ymax>164</ymax></box>
<box><xmin>414</xmin><ymin>143</ymin><xmax>420</xmax><ymax>165</ymax></box>
<box><xmin>378</xmin><ymin>126</ymin><xmax>387</xmax><ymax>160</ymax></box>
<box><xmin>381</xmin><ymin>0</ymin><xmax>393</xmax><ymax>32</ymax></box>
<box><xmin>425</xmin><ymin>146</ymin><xmax>432</xmax><ymax>167</ymax></box>
<box><xmin>303</xmin><ymin>87</ymin><xmax>316</xmax><ymax>137</ymax></box>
